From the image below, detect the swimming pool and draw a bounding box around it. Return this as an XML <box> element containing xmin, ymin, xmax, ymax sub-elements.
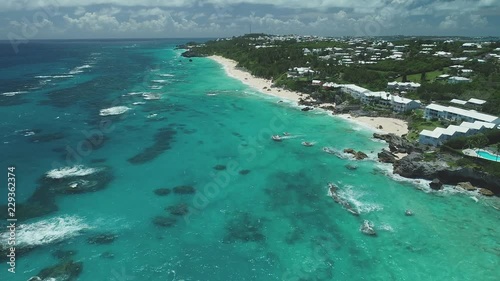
<box><xmin>476</xmin><ymin>150</ymin><xmax>500</xmax><ymax>162</ymax></box>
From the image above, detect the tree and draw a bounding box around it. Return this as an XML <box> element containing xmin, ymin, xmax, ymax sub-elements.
<box><xmin>420</xmin><ymin>71</ymin><xmax>427</xmax><ymax>83</ymax></box>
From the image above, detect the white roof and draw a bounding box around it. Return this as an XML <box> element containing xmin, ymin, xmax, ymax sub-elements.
<box><xmin>426</xmin><ymin>104</ymin><xmax>498</xmax><ymax>123</ymax></box>
<box><xmin>449</xmin><ymin>76</ymin><xmax>470</xmax><ymax>81</ymax></box>
<box><xmin>460</xmin><ymin>121</ymin><xmax>484</xmax><ymax>130</ymax></box>
<box><xmin>450</xmin><ymin>99</ymin><xmax>467</xmax><ymax>105</ymax></box>
<box><xmin>342</xmin><ymin>84</ymin><xmax>370</xmax><ymax>94</ymax></box>
<box><xmin>467</xmin><ymin>98</ymin><xmax>486</xmax><ymax>105</ymax></box>
<box><xmin>420</xmin><ymin>129</ymin><xmax>442</xmax><ymax>138</ymax></box>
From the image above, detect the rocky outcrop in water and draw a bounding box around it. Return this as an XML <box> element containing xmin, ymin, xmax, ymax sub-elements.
<box><xmin>373</xmin><ymin>133</ymin><xmax>419</xmax><ymax>154</ymax></box>
<box><xmin>393</xmin><ymin>152</ymin><xmax>500</xmax><ymax>195</ymax></box>
<box><xmin>343</xmin><ymin>148</ymin><xmax>368</xmax><ymax>160</ymax></box>
<box><xmin>378</xmin><ymin>149</ymin><xmax>397</xmax><ymax>163</ymax></box>
<box><xmin>181</xmin><ymin>50</ymin><xmax>205</xmax><ymax>58</ymax></box>
<box><xmin>429</xmin><ymin>178</ymin><xmax>443</xmax><ymax>190</ymax></box>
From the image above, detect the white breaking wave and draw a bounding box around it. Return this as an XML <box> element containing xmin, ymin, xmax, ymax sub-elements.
<box><xmin>142</xmin><ymin>93</ymin><xmax>161</xmax><ymax>100</ymax></box>
<box><xmin>337</xmin><ymin>184</ymin><xmax>383</xmax><ymax>214</ymax></box>
<box><xmin>99</xmin><ymin>106</ymin><xmax>131</xmax><ymax>116</ymax></box>
<box><xmin>35</xmin><ymin>75</ymin><xmax>74</xmax><ymax>79</ymax></box>
<box><xmin>150</xmin><ymin>85</ymin><xmax>163</xmax><ymax>90</ymax></box>
<box><xmin>158</xmin><ymin>73</ymin><xmax>174</xmax><ymax>77</ymax></box>
<box><xmin>46</xmin><ymin>165</ymin><xmax>102</xmax><ymax>179</ymax></box>
<box><xmin>133</xmin><ymin>102</ymin><xmax>146</xmax><ymax>105</ymax></box>
<box><xmin>2</xmin><ymin>91</ymin><xmax>28</xmax><ymax>96</ymax></box>
<box><xmin>0</xmin><ymin>216</ymin><xmax>91</xmax><ymax>249</ymax></box>
<box><xmin>151</xmin><ymin>79</ymin><xmax>168</xmax><ymax>83</ymax></box>
<box><xmin>69</xmin><ymin>64</ymin><xmax>92</xmax><ymax>74</ymax></box>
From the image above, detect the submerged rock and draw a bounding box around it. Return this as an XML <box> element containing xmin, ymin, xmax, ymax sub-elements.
<box><xmin>345</xmin><ymin>164</ymin><xmax>358</xmax><ymax>171</ymax></box>
<box><xmin>166</xmin><ymin>203</ymin><xmax>189</xmax><ymax>216</ymax></box>
<box><xmin>152</xmin><ymin>216</ymin><xmax>177</xmax><ymax>228</ymax></box>
<box><xmin>173</xmin><ymin>185</ymin><xmax>196</xmax><ymax>194</ymax></box>
<box><xmin>154</xmin><ymin>188</ymin><xmax>171</xmax><ymax>196</ymax></box>
<box><xmin>213</xmin><ymin>164</ymin><xmax>227</xmax><ymax>171</ymax></box>
<box><xmin>100</xmin><ymin>251</ymin><xmax>115</xmax><ymax>259</ymax></box>
<box><xmin>37</xmin><ymin>260</ymin><xmax>83</xmax><ymax>281</ymax></box>
<box><xmin>239</xmin><ymin>169</ymin><xmax>251</xmax><ymax>175</ymax></box>
<box><xmin>223</xmin><ymin>212</ymin><xmax>265</xmax><ymax>243</ymax></box>
<box><xmin>87</xmin><ymin>233</ymin><xmax>117</xmax><ymax>245</ymax></box>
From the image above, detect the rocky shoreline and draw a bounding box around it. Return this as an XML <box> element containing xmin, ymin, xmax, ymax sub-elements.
<box><xmin>373</xmin><ymin>133</ymin><xmax>499</xmax><ymax>196</ymax></box>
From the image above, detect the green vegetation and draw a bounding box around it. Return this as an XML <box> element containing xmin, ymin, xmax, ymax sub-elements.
<box><xmin>190</xmin><ymin>35</ymin><xmax>500</xmax><ymax>116</ymax></box>
<box><xmin>445</xmin><ymin>129</ymin><xmax>500</xmax><ymax>149</ymax></box>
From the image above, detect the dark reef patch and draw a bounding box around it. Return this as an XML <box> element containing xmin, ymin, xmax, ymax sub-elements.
<box><xmin>239</xmin><ymin>169</ymin><xmax>251</xmax><ymax>175</ymax></box>
<box><xmin>152</xmin><ymin>216</ymin><xmax>177</xmax><ymax>228</ymax></box>
<box><xmin>100</xmin><ymin>251</ymin><xmax>115</xmax><ymax>259</ymax></box>
<box><xmin>87</xmin><ymin>233</ymin><xmax>117</xmax><ymax>245</ymax></box>
<box><xmin>173</xmin><ymin>185</ymin><xmax>196</xmax><ymax>194</ymax></box>
<box><xmin>4</xmin><ymin>185</ymin><xmax>59</xmax><ymax>221</ymax></box>
<box><xmin>127</xmin><ymin>127</ymin><xmax>176</xmax><ymax>164</ymax></box>
<box><xmin>29</xmin><ymin>132</ymin><xmax>65</xmax><ymax>143</ymax></box>
<box><xmin>213</xmin><ymin>164</ymin><xmax>227</xmax><ymax>171</ymax></box>
<box><xmin>154</xmin><ymin>188</ymin><xmax>171</xmax><ymax>196</ymax></box>
<box><xmin>0</xmin><ymin>94</ymin><xmax>29</xmax><ymax>107</ymax></box>
<box><xmin>223</xmin><ymin>212</ymin><xmax>266</xmax><ymax>243</ymax></box>
<box><xmin>37</xmin><ymin>259</ymin><xmax>83</xmax><ymax>281</ymax></box>
<box><xmin>166</xmin><ymin>203</ymin><xmax>189</xmax><ymax>216</ymax></box>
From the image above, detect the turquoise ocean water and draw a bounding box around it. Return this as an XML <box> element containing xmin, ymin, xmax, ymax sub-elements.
<box><xmin>0</xmin><ymin>39</ymin><xmax>499</xmax><ymax>281</ymax></box>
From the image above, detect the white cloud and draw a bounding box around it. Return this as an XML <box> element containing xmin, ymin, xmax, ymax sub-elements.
<box><xmin>469</xmin><ymin>14</ymin><xmax>488</xmax><ymax>27</ymax></box>
<box><xmin>439</xmin><ymin>15</ymin><xmax>458</xmax><ymax>30</ymax></box>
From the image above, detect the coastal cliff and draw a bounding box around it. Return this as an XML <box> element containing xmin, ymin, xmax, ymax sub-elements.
<box><xmin>374</xmin><ymin>133</ymin><xmax>500</xmax><ymax>196</ymax></box>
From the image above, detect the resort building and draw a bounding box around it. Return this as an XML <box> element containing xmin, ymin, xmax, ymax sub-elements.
<box><xmin>424</xmin><ymin>104</ymin><xmax>500</xmax><ymax>124</ymax></box>
<box><xmin>361</xmin><ymin>91</ymin><xmax>421</xmax><ymax>112</ymax></box>
<box><xmin>387</xmin><ymin>81</ymin><xmax>421</xmax><ymax>92</ymax></box>
<box><xmin>419</xmin><ymin>120</ymin><xmax>496</xmax><ymax>146</ymax></box>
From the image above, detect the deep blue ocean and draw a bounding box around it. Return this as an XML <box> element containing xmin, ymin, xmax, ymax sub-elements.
<box><xmin>0</xmin><ymin>39</ymin><xmax>499</xmax><ymax>281</ymax></box>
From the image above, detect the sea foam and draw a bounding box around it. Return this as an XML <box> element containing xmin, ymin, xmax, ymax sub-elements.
<box><xmin>1</xmin><ymin>91</ymin><xmax>28</xmax><ymax>96</ymax></box>
<box><xmin>0</xmin><ymin>216</ymin><xmax>91</xmax><ymax>249</ymax></box>
<box><xmin>99</xmin><ymin>106</ymin><xmax>131</xmax><ymax>116</ymax></box>
<box><xmin>46</xmin><ymin>165</ymin><xmax>102</xmax><ymax>179</ymax></box>
<box><xmin>69</xmin><ymin>64</ymin><xmax>92</xmax><ymax>74</ymax></box>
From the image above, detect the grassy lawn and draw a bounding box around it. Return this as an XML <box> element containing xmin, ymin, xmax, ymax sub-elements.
<box><xmin>396</xmin><ymin>69</ymin><xmax>444</xmax><ymax>83</ymax></box>
<box><xmin>406</xmin><ymin>118</ymin><xmax>442</xmax><ymax>142</ymax></box>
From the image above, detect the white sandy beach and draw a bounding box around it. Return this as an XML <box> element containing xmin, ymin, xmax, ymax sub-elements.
<box><xmin>209</xmin><ymin>55</ymin><xmax>302</xmax><ymax>102</ymax></box>
<box><xmin>339</xmin><ymin>114</ymin><xmax>409</xmax><ymax>136</ymax></box>
<box><xmin>209</xmin><ymin>55</ymin><xmax>409</xmax><ymax>137</ymax></box>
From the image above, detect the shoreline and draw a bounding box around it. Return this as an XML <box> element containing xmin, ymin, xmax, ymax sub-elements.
<box><xmin>209</xmin><ymin>55</ymin><xmax>409</xmax><ymax>137</ymax></box>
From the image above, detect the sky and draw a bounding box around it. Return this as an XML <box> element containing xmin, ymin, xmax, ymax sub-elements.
<box><xmin>1</xmin><ymin>0</ymin><xmax>500</xmax><ymax>40</ymax></box>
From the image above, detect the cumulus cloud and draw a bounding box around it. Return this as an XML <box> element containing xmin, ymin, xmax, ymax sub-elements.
<box><xmin>439</xmin><ymin>15</ymin><xmax>459</xmax><ymax>30</ymax></box>
<box><xmin>469</xmin><ymin>14</ymin><xmax>488</xmax><ymax>27</ymax></box>
<box><xmin>0</xmin><ymin>0</ymin><xmax>498</xmax><ymax>38</ymax></box>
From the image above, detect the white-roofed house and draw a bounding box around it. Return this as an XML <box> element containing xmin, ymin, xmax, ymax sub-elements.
<box><xmin>466</xmin><ymin>98</ymin><xmax>486</xmax><ymax>109</ymax></box>
<box><xmin>424</xmin><ymin>104</ymin><xmax>500</xmax><ymax>124</ymax></box>
<box><xmin>450</xmin><ymin>99</ymin><xmax>467</xmax><ymax>106</ymax></box>
<box><xmin>448</xmin><ymin>76</ymin><xmax>471</xmax><ymax>84</ymax></box>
